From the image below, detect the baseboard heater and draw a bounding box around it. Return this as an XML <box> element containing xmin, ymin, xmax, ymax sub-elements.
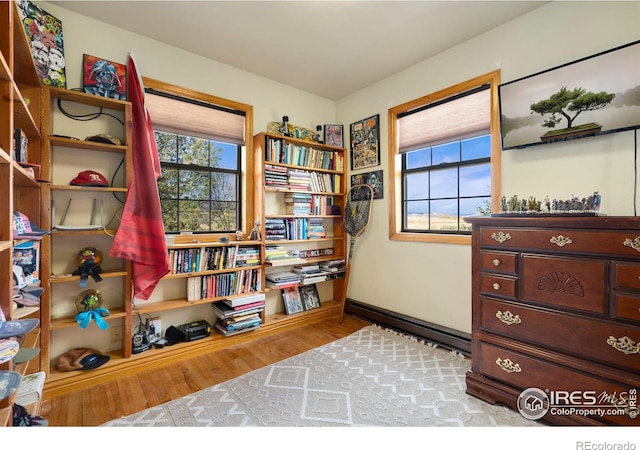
<box><xmin>345</xmin><ymin>299</ymin><xmax>471</xmax><ymax>356</ymax></box>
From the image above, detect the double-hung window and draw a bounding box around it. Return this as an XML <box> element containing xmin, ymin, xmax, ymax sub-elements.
<box><xmin>142</xmin><ymin>79</ymin><xmax>253</xmax><ymax>234</ymax></box>
<box><xmin>388</xmin><ymin>71</ymin><xmax>501</xmax><ymax>243</ymax></box>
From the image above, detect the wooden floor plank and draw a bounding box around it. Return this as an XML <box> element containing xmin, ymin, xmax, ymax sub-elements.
<box><xmin>38</xmin><ymin>315</ymin><xmax>370</xmax><ymax>426</ymax></box>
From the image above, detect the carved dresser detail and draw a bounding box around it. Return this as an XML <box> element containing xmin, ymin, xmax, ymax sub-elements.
<box><xmin>465</xmin><ymin>216</ymin><xmax>640</xmax><ymax>425</ymax></box>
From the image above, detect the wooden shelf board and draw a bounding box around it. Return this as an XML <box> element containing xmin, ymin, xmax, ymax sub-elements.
<box><xmin>46</xmin><ymin>86</ymin><xmax>130</xmax><ymax>110</ymax></box>
<box><xmin>49</xmin><ymin>270</ymin><xmax>127</xmax><ymax>283</ymax></box>
<box><xmin>12</xmin><ymin>306</ymin><xmax>39</xmax><ymax>320</ymax></box>
<box><xmin>49</xmin><ymin>308</ymin><xmax>127</xmax><ymax>331</ymax></box>
<box><xmin>50</xmin><ymin>184</ymin><xmax>127</xmax><ymax>193</ymax></box>
<box><xmin>49</xmin><ymin>136</ymin><xmax>127</xmax><ymax>153</ymax></box>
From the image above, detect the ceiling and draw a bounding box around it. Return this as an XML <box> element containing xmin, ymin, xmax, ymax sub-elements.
<box><xmin>48</xmin><ymin>1</ymin><xmax>547</xmax><ymax>100</ymax></box>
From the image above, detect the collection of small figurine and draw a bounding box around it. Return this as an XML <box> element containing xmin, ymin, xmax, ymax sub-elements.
<box><xmin>499</xmin><ymin>192</ymin><xmax>601</xmax><ymax>214</ymax></box>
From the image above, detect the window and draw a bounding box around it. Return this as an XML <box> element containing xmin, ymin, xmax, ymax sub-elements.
<box><xmin>388</xmin><ymin>71</ymin><xmax>501</xmax><ymax>244</ymax></box>
<box><xmin>142</xmin><ymin>78</ymin><xmax>254</xmax><ymax>234</ymax></box>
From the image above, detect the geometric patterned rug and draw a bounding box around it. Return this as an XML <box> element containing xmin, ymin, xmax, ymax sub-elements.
<box><xmin>102</xmin><ymin>325</ymin><xmax>544</xmax><ymax>427</ymax></box>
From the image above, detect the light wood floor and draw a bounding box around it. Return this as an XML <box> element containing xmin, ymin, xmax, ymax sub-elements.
<box><xmin>38</xmin><ymin>315</ymin><xmax>371</xmax><ymax>426</ymax></box>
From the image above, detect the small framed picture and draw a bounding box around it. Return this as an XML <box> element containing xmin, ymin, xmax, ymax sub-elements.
<box><xmin>281</xmin><ymin>286</ymin><xmax>304</xmax><ymax>315</ymax></box>
<box><xmin>82</xmin><ymin>54</ymin><xmax>128</xmax><ymax>100</ymax></box>
<box><xmin>351</xmin><ymin>170</ymin><xmax>383</xmax><ymax>200</ymax></box>
<box><xmin>299</xmin><ymin>284</ymin><xmax>320</xmax><ymax>310</ymax></box>
<box><xmin>350</xmin><ymin>114</ymin><xmax>380</xmax><ymax>170</ymax></box>
<box><xmin>324</xmin><ymin>124</ymin><xmax>344</xmax><ymax>148</ymax></box>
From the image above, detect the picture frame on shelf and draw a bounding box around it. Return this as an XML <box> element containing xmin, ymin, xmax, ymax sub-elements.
<box><xmin>350</xmin><ymin>114</ymin><xmax>380</xmax><ymax>170</ymax></box>
<box><xmin>324</xmin><ymin>124</ymin><xmax>344</xmax><ymax>148</ymax></box>
<box><xmin>351</xmin><ymin>170</ymin><xmax>383</xmax><ymax>200</ymax></box>
<box><xmin>19</xmin><ymin>0</ymin><xmax>67</xmax><ymax>88</ymax></box>
<box><xmin>299</xmin><ymin>284</ymin><xmax>320</xmax><ymax>311</ymax></box>
<box><xmin>281</xmin><ymin>286</ymin><xmax>305</xmax><ymax>315</ymax></box>
<box><xmin>82</xmin><ymin>54</ymin><xmax>128</xmax><ymax>100</ymax></box>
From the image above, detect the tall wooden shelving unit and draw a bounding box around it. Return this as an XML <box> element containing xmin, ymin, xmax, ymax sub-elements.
<box><xmin>253</xmin><ymin>132</ymin><xmax>347</xmax><ymax>322</ymax></box>
<box><xmin>0</xmin><ymin>1</ymin><xmax>44</xmax><ymax>426</ymax></box>
<box><xmin>39</xmin><ymin>86</ymin><xmax>133</xmax><ymax>387</ymax></box>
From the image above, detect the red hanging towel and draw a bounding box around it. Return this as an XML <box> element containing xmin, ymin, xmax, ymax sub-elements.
<box><xmin>110</xmin><ymin>53</ymin><xmax>170</xmax><ymax>300</ymax></box>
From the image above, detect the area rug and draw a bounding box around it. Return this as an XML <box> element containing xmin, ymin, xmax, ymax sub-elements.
<box><xmin>102</xmin><ymin>325</ymin><xmax>542</xmax><ymax>427</ymax></box>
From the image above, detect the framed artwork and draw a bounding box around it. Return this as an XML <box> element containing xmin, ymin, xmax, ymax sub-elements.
<box><xmin>350</xmin><ymin>114</ymin><xmax>380</xmax><ymax>170</ymax></box>
<box><xmin>82</xmin><ymin>54</ymin><xmax>128</xmax><ymax>100</ymax></box>
<box><xmin>281</xmin><ymin>286</ymin><xmax>304</xmax><ymax>315</ymax></box>
<box><xmin>299</xmin><ymin>284</ymin><xmax>320</xmax><ymax>311</ymax></box>
<box><xmin>351</xmin><ymin>169</ymin><xmax>383</xmax><ymax>200</ymax></box>
<box><xmin>500</xmin><ymin>40</ymin><xmax>640</xmax><ymax>150</ymax></box>
<box><xmin>324</xmin><ymin>124</ymin><xmax>344</xmax><ymax>148</ymax></box>
<box><xmin>18</xmin><ymin>0</ymin><xmax>67</xmax><ymax>88</ymax></box>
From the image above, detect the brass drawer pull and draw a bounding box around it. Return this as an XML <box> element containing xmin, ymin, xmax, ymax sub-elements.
<box><xmin>607</xmin><ymin>336</ymin><xmax>640</xmax><ymax>355</ymax></box>
<box><xmin>496</xmin><ymin>357</ymin><xmax>521</xmax><ymax>373</ymax></box>
<box><xmin>491</xmin><ymin>232</ymin><xmax>511</xmax><ymax>243</ymax></box>
<box><xmin>493</xmin><ymin>258</ymin><xmax>501</xmax><ymax>266</ymax></box>
<box><xmin>496</xmin><ymin>310</ymin><xmax>522</xmax><ymax>325</ymax></box>
<box><xmin>550</xmin><ymin>235</ymin><xmax>573</xmax><ymax>247</ymax></box>
<box><xmin>623</xmin><ymin>237</ymin><xmax>640</xmax><ymax>253</ymax></box>
<box><xmin>492</xmin><ymin>283</ymin><xmax>501</xmax><ymax>290</ymax></box>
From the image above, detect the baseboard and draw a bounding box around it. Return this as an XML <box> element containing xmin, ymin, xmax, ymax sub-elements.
<box><xmin>345</xmin><ymin>299</ymin><xmax>471</xmax><ymax>356</ymax></box>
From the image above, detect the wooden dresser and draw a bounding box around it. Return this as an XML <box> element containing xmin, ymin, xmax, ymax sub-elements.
<box><xmin>465</xmin><ymin>215</ymin><xmax>640</xmax><ymax>426</ymax></box>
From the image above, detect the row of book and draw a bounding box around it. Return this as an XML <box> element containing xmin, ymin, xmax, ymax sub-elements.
<box><xmin>264</xmin><ymin>165</ymin><xmax>341</xmax><ymax>194</ymax></box>
<box><xmin>265</xmin><ymin>259</ymin><xmax>346</xmax><ymax>289</ymax></box>
<box><xmin>265</xmin><ymin>137</ymin><xmax>345</xmax><ymax>172</ymax></box>
<box><xmin>169</xmin><ymin>245</ymin><xmax>260</xmax><ymax>274</ymax></box>
<box><xmin>264</xmin><ymin>217</ymin><xmax>327</xmax><ymax>241</ymax></box>
<box><xmin>186</xmin><ymin>268</ymin><xmax>262</xmax><ymax>301</ymax></box>
<box><xmin>211</xmin><ymin>292</ymin><xmax>265</xmax><ymax>336</ymax></box>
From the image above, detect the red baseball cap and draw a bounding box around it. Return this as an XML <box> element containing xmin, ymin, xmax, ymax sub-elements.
<box><xmin>70</xmin><ymin>170</ymin><xmax>109</xmax><ymax>187</ymax></box>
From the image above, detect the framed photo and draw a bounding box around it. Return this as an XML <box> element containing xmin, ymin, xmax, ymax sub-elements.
<box><xmin>351</xmin><ymin>169</ymin><xmax>383</xmax><ymax>200</ymax></box>
<box><xmin>500</xmin><ymin>40</ymin><xmax>640</xmax><ymax>150</ymax></box>
<box><xmin>281</xmin><ymin>286</ymin><xmax>304</xmax><ymax>315</ymax></box>
<box><xmin>350</xmin><ymin>114</ymin><xmax>380</xmax><ymax>170</ymax></box>
<box><xmin>324</xmin><ymin>124</ymin><xmax>344</xmax><ymax>148</ymax></box>
<box><xmin>82</xmin><ymin>54</ymin><xmax>128</xmax><ymax>100</ymax></box>
<box><xmin>299</xmin><ymin>284</ymin><xmax>320</xmax><ymax>311</ymax></box>
<box><xmin>19</xmin><ymin>0</ymin><xmax>67</xmax><ymax>88</ymax></box>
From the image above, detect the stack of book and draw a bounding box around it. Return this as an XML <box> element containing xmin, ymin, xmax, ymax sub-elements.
<box><xmin>306</xmin><ymin>217</ymin><xmax>326</xmax><ymax>238</ymax></box>
<box><xmin>284</xmin><ymin>192</ymin><xmax>312</xmax><ymax>215</ymax></box>
<box><xmin>287</xmin><ymin>169</ymin><xmax>311</xmax><ymax>190</ymax></box>
<box><xmin>265</xmin><ymin>245</ymin><xmax>306</xmax><ymax>266</ymax></box>
<box><xmin>293</xmin><ymin>264</ymin><xmax>327</xmax><ymax>285</ymax></box>
<box><xmin>264</xmin><ymin>164</ymin><xmax>288</xmax><ymax>189</ymax></box>
<box><xmin>212</xmin><ymin>292</ymin><xmax>265</xmax><ymax>337</ymax></box>
<box><xmin>265</xmin><ymin>271</ymin><xmax>301</xmax><ymax>289</ymax></box>
<box><xmin>265</xmin><ymin>219</ymin><xmax>286</xmax><ymax>241</ymax></box>
<box><xmin>319</xmin><ymin>259</ymin><xmax>347</xmax><ymax>278</ymax></box>
<box><xmin>233</xmin><ymin>246</ymin><xmax>261</xmax><ymax>267</ymax></box>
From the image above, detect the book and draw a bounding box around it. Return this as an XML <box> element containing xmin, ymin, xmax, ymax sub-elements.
<box><xmin>281</xmin><ymin>286</ymin><xmax>304</xmax><ymax>315</ymax></box>
<box><xmin>299</xmin><ymin>284</ymin><xmax>321</xmax><ymax>310</ymax></box>
<box><xmin>214</xmin><ymin>321</ymin><xmax>260</xmax><ymax>337</ymax></box>
<box><xmin>223</xmin><ymin>292</ymin><xmax>265</xmax><ymax>307</ymax></box>
<box><xmin>15</xmin><ymin>371</ymin><xmax>45</xmax><ymax>405</ymax></box>
<box><xmin>211</xmin><ymin>301</ymin><xmax>264</xmax><ymax>320</ymax></box>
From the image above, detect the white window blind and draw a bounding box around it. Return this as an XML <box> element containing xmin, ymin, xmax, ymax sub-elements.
<box><xmin>145</xmin><ymin>91</ymin><xmax>245</xmax><ymax>145</ymax></box>
<box><xmin>398</xmin><ymin>86</ymin><xmax>490</xmax><ymax>153</ymax></box>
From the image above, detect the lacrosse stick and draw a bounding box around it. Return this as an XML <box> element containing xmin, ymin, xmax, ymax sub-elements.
<box><xmin>339</xmin><ymin>183</ymin><xmax>374</xmax><ymax>322</ymax></box>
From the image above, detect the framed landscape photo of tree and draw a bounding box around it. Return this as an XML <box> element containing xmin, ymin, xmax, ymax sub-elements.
<box><xmin>350</xmin><ymin>114</ymin><xmax>380</xmax><ymax>170</ymax></box>
<box><xmin>499</xmin><ymin>40</ymin><xmax>640</xmax><ymax>150</ymax></box>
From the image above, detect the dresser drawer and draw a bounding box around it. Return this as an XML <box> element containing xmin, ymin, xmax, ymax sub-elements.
<box><xmin>614</xmin><ymin>262</ymin><xmax>640</xmax><ymax>290</ymax></box>
<box><xmin>477</xmin><ymin>341</ymin><xmax>638</xmax><ymax>425</ymax></box>
<box><xmin>480</xmin><ymin>297</ymin><xmax>640</xmax><ymax>373</ymax></box>
<box><xmin>480</xmin><ymin>227</ymin><xmax>640</xmax><ymax>258</ymax></box>
<box><xmin>613</xmin><ymin>295</ymin><xmax>640</xmax><ymax>323</ymax></box>
<box><xmin>480</xmin><ymin>273</ymin><xmax>517</xmax><ymax>299</ymax></box>
<box><xmin>480</xmin><ymin>250</ymin><xmax>517</xmax><ymax>274</ymax></box>
<box><xmin>521</xmin><ymin>254</ymin><xmax>606</xmax><ymax>314</ymax></box>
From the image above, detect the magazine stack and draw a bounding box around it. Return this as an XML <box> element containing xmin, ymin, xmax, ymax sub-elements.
<box><xmin>211</xmin><ymin>292</ymin><xmax>265</xmax><ymax>337</ymax></box>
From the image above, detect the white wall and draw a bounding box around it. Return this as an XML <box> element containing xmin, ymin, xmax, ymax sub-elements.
<box><xmin>43</xmin><ymin>2</ymin><xmax>640</xmax><ymax>339</ymax></box>
<box><xmin>336</xmin><ymin>1</ymin><xmax>640</xmax><ymax>333</ymax></box>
